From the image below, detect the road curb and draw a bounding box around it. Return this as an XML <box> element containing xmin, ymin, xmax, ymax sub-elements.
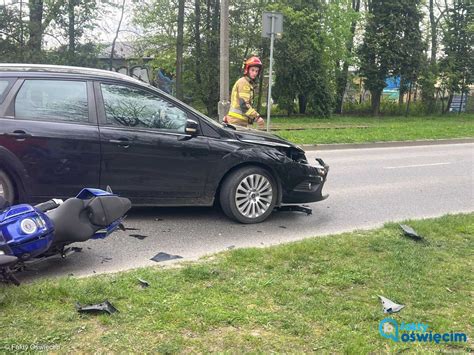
<box><xmin>301</xmin><ymin>138</ymin><xmax>474</xmax><ymax>151</ymax></box>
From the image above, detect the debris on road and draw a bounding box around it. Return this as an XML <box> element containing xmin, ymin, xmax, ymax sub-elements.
<box><xmin>150</xmin><ymin>252</ymin><xmax>183</xmax><ymax>263</ymax></box>
<box><xmin>227</xmin><ymin>245</ymin><xmax>235</xmax><ymax>250</ymax></box>
<box><xmin>275</xmin><ymin>205</ymin><xmax>312</xmax><ymax>215</ymax></box>
<box><xmin>400</xmin><ymin>224</ymin><xmax>423</xmax><ymax>241</ymax></box>
<box><xmin>378</xmin><ymin>295</ymin><xmax>405</xmax><ymax>314</ymax></box>
<box><xmin>137</xmin><ymin>278</ymin><xmax>150</xmax><ymax>288</ymax></box>
<box><xmin>76</xmin><ymin>300</ymin><xmax>119</xmax><ymax>315</ymax></box>
<box><xmin>129</xmin><ymin>234</ymin><xmax>148</xmax><ymax>240</ymax></box>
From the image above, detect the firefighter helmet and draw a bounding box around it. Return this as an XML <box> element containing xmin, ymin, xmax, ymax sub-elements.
<box><xmin>243</xmin><ymin>56</ymin><xmax>263</xmax><ymax>75</ymax></box>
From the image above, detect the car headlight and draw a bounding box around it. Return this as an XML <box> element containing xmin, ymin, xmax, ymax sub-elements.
<box><xmin>20</xmin><ymin>218</ymin><xmax>38</xmax><ymax>235</ymax></box>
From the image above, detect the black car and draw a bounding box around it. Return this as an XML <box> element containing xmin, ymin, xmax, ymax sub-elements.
<box><xmin>0</xmin><ymin>64</ymin><xmax>328</xmax><ymax>223</ymax></box>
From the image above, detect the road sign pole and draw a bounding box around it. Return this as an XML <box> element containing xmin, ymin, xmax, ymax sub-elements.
<box><xmin>266</xmin><ymin>15</ymin><xmax>275</xmax><ymax>132</ymax></box>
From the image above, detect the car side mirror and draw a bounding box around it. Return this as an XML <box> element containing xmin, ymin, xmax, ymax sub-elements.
<box><xmin>185</xmin><ymin>119</ymin><xmax>199</xmax><ymax>136</ymax></box>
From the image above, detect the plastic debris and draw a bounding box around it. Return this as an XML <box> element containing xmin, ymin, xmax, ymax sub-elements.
<box><xmin>76</xmin><ymin>300</ymin><xmax>119</xmax><ymax>315</ymax></box>
<box><xmin>400</xmin><ymin>224</ymin><xmax>423</xmax><ymax>241</ymax></box>
<box><xmin>276</xmin><ymin>205</ymin><xmax>312</xmax><ymax>215</ymax></box>
<box><xmin>378</xmin><ymin>295</ymin><xmax>405</xmax><ymax>314</ymax></box>
<box><xmin>150</xmin><ymin>252</ymin><xmax>183</xmax><ymax>263</ymax></box>
<box><xmin>137</xmin><ymin>278</ymin><xmax>150</xmax><ymax>288</ymax></box>
<box><xmin>129</xmin><ymin>234</ymin><xmax>148</xmax><ymax>240</ymax></box>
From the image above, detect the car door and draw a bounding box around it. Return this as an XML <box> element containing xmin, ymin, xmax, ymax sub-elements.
<box><xmin>0</xmin><ymin>78</ymin><xmax>101</xmax><ymax>200</ymax></box>
<box><xmin>95</xmin><ymin>81</ymin><xmax>211</xmax><ymax>205</ymax></box>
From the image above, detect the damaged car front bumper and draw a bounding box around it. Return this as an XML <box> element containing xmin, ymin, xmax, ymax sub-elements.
<box><xmin>280</xmin><ymin>157</ymin><xmax>329</xmax><ymax>204</ymax></box>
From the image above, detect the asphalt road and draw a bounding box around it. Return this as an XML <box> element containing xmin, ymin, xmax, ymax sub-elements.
<box><xmin>17</xmin><ymin>143</ymin><xmax>474</xmax><ymax>282</ymax></box>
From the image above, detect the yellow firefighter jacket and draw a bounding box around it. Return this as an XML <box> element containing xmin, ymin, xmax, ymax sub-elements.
<box><xmin>227</xmin><ymin>76</ymin><xmax>260</xmax><ymax>126</ymax></box>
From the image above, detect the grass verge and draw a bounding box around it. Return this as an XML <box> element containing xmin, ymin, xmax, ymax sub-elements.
<box><xmin>0</xmin><ymin>213</ymin><xmax>473</xmax><ymax>353</ymax></box>
<box><xmin>271</xmin><ymin>114</ymin><xmax>474</xmax><ymax>144</ymax></box>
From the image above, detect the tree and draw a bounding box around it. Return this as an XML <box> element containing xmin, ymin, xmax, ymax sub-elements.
<box><xmin>110</xmin><ymin>0</ymin><xmax>126</xmax><ymax>70</ymax></box>
<box><xmin>272</xmin><ymin>1</ymin><xmax>335</xmax><ymax>116</ymax></box>
<box><xmin>26</xmin><ymin>0</ymin><xmax>65</xmax><ymax>61</ymax></box>
<box><xmin>0</xmin><ymin>4</ymin><xmax>24</xmax><ymax>62</ymax></box>
<box><xmin>359</xmin><ymin>0</ymin><xmax>422</xmax><ymax>116</ymax></box>
<box><xmin>439</xmin><ymin>0</ymin><xmax>473</xmax><ymax>113</ymax></box>
<box><xmin>333</xmin><ymin>0</ymin><xmax>361</xmax><ymax>114</ymax></box>
<box><xmin>396</xmin><ymin>0</ymin><xmax>424</xmax><ymax>115</ymax></box>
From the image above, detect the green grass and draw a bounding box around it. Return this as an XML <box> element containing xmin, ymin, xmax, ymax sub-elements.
<box><xmin>270</xmin><ymin>114</ymin><xmax>474</xmax><ymax>144</ymax></box>
<box><xmin>1</xmin><ymin>213</ymin><xmax>473</xmax><ymax>353</ymax></box>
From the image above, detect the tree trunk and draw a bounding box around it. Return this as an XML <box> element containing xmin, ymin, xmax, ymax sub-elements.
<box><xmin>298</xmin><ymin>94</ymin><xmax>307</xmax><ymax>114</ymax></box>
<box><xmin>335</xmin><ymin>0</ymin><xmax>360</xmax><ymax>114</ymax></box>
<box><xmin>398</xmin><ymin>75</ymin><xmax>405</xmax><ymax>105</ymax></box>
<box><xmin>110</xmin><ymin>0</ymin><xmax>126</xmax><ymax>71</ymax></box>
<box><xmin>176</xmin><ymin>0</ymin><xmax>185</xmax><ymax>100</ymax></box>
<box><xmin>405</xmin><ymin>81</ymin><xmax>413</xmax><ymax>117</ymax></box>
<box><xmin>371</xmin><ymin>89</ymin><xmax>381</xmax><ymax>116</ymax></box>
<box><xmin>429</xmin><ymin>0</ymin><xmax>437</xmax><ymax>65</ymax></box>
<box><xmin>194</xmin><ymin>0</ymin><xmax>202</xmax><ymax>87</ymax></box>
<box><xmin>68</xmin><ymin>0</ymin><xmax>75</xmax><ymax>62</ymax></box>
<box><xmin>458</xmin><ymin>92</ymin><xmax>464</xmax><ymax>114</ymax></box>
<box><xmin>444</xmin><ymin>93</ymin><xmax>453</xmax><ymax>114</ymax></box>
<box><xmin>27</xmin><ymin>0</ymin><xmax>44</xmax><ymax>59</ymax></box>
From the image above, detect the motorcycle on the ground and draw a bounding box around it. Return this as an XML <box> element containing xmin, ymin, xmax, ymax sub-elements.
<box><xmin>0</xmin><ymin>188</ymin><xmax>131</xmax><ymax>285</ymax></box>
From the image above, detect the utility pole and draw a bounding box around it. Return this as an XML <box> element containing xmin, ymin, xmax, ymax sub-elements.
<box><xmin>218</xmin><ymin>0</ymin><xmax>230</xmax><ymax>122</ymax></box>
<box><xmin>176</xmin><ymin>0</ymin><xmax>185</xmax><ymax>100</ymax></box>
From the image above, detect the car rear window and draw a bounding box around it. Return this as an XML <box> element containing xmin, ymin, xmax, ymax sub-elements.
<box><xmin>15</xmin><ymin>80</ymin><xmax>89</xmax><ymax>122</ymax></box>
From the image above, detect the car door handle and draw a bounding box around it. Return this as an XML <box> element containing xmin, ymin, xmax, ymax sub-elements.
<box><xmin>6</xmin><ymin>130</ymin><xmax>32</xmax><ymax>140</ymax></box>
<box><xmin>109</xmin><ymin>138</ymin><xmax>131</xmax><ymax>148</ymax></box>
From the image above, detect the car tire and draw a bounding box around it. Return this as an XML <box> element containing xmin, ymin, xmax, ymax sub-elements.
<box><xmin>0</xmin><ymin>170</ymin><xmax>15</xmax><ymax>205</ymax></box>
<box><xmin>220</xmin><ymin>166</ymin><xmax>277</xmax><ymax>224</ymax></box>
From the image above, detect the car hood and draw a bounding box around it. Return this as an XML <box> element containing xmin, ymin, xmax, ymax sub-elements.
<box><xmin>228</xmin><ymin>126</ymin><xmax>304</xmax><ymax>152</ymax></box>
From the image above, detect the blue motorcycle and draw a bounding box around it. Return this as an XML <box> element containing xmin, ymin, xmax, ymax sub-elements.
<box><xmin>0</xmin><ymin>188</ymin><xmax>131</xmax><ymax>285</ymax></box>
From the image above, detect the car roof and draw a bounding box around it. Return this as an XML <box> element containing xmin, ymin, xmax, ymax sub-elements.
<box><xmin>0</xmin><ymin>64</ymin><xmax>144</xmax><ymax>85</ymax></box>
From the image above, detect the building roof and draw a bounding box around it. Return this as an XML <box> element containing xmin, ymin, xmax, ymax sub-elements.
<box><xmin>98</xmin><ymin>41</ymin><xmax>153</xmax><ymax>60</ymax></box>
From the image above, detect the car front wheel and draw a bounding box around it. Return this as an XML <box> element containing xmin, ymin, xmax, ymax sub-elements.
<box><xmin>220</xmin><ymin>166</ymin><xmax>277</xmax><ymax>224</ymax></box>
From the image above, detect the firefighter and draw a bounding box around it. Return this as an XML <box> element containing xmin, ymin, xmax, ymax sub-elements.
<box><xmin>225</xmin><ymin>56</ymin><xmax>265</xmax><ymax>129</ymax></box>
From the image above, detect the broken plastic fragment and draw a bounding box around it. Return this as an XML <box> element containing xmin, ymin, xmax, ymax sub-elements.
<box><xmin>150</xmin><ymin>252</ymin><xmax>183</xmax><ymax>263</ymax></box>
<box><xmin>137</xmin><ymin>278</ymin><xmax>150</xmax><ymax>288</ymax></box>
<box><xmin>400</xmin><ymin>224</ymin><xmax>423</xmax><ymax>240</ymax></box>
<box><xmin>378</xmin><ymin>295</ymin><xmax>405</xmax><ymax>314</ymax></box>
<box><xmin>76</xmin><ymin>300</ymin><xmax>119</xmax><ymax>315</ymax></box>
<box><xmin>129</xmin><ymin>234</ymin><xmax>148</xmax><ymax>240</ymax></box>
<box><xmin>275</xmin><ymin>205</ymin><xmax>312</xmax><ymax>215</ymax></box>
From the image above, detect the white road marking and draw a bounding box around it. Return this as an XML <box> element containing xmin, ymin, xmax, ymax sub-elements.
<box><xmin>384</xmin><ymin>162</ymin><xmax>452</xmax><ymax>169</ymax></box>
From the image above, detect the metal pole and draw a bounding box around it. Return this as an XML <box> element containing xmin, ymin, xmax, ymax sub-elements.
<box><xmin>218</xmin><ymin>0</ymin><xmax>230</xmax><ymax>122</ymax></box>
<box><xmin>266</xmin><ymin>15</ymin><xmax>275</xmax><ymax>132</ymax></box>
